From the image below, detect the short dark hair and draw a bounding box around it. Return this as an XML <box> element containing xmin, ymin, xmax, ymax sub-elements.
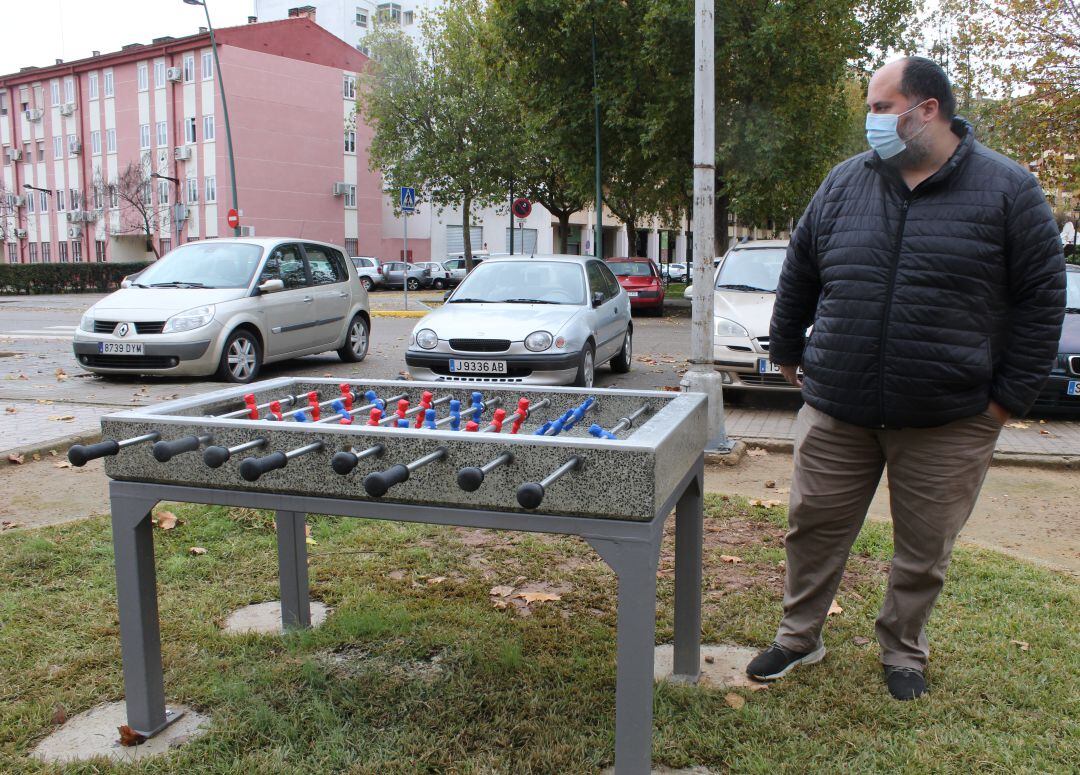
<box><xmin>900</xmin><ymin>56</ymin><xmax>956</xmax><ymax>120</ymax></box>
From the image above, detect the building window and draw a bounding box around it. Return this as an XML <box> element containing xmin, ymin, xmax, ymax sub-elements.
<box><xmin>6</xmin><ymin>244</ymin><xmax>17</xmax><ymax>263</ymax></box>
<box><xmin>58</xmin><ymin>242</ymin><xmax>68</xmax><ymax>263</ymax></box>
<box><xmin>345</xmin><ymin>185</ymin><xmax>357</xmax><ymax>208</ymax></box>
<box><xmin>158</xmin><ymin>179</ymin><xmax>170</xmax><ymax>204</ymax></box>
<box><xmin>142</xmin><ymin>182</ymin><xmax>152</xmax><ymax>206</ymax></box>
<box><xmin>28</xmin><ymin>243</ymin><xmax>37</xmax><ymax>263</ymax></box>
<box><xmin>88</xmin><ymin>72</ymin><xmax>98</xmax><ymax>100</ymax></box>
<box><xmin>403</xmin><ymin>10</ymin><xmax>414</xmax><ymax>25</ymax></box>
<box><xmin>343</xmin><ymin>75</ymin><xmax>356</xmax><ymax>99</ymax></box>
<box><xmin>50</xmin><ymin>80</ymin><xmax>61</xmax><ymax>105</ymax></box>
<box><xmin>103</xmin><ymin>70</ymin><xmax>114</xmax><ymax>97</ymax></box>
<box><xmin>91</xmin><ymin>130</ymin><xmax>101</xmax><ymax>155</ymax></box>
<box><xmin>109</xmin><ymin>186</ymin><xmax>118</xmax><ymax>209</ymax></box>
<box><xmin>154</xmin><ymin>61</ymin><xmax>166</xmax><ymax>88</ymax></box>
<box><xmin>356</xmin><ymin>44</ymin><xmax>371</xmax><ymax>57</ymax></box>
<box><xmin>37</xmin><ymin>141</ymin><xmax>45</xmax><ymax>161</ymax></box>
<box><xmin>42</xmin><ymin>242</ymin><xmax>51</xmax><ymax>263</ymax></box>
<box><xmin>70</xmin><ymin>189</ymin><xmax>80</xmax><ymax>210</ymax></box>
<box><xmin>106</xmin><ymin>128</ymin><xmax>116</xmax><ymax>153</ymax></box>
<box><xmin>344</xmin><ymin>238</ymin><xmax>359</xmax><ymax>255</ymax></box>
<box><xmin>204</xmin><ymin>176</ymin><xmax>216</xmax><ymax>203</ymax></box>
<box><xmin>67</xmin><ymin>134</ymin><xmax>78</xmax><ymax>156</ymax></box>
<box><xmin>139</xmin><ymin>124</ymin><xmax>150</xmax><ymax>150</ymax></box>
<box><xmin>377</xmin><ymin>3</ymin><xmax>402</xmax><ymax>24</ymax></box>
<box><xmin>201</xmin><ymin>52</ymin><xmax>213</xmax><ymax>80</ymax></box>
<box><xmin>93</xmin><ymin>185</ymin><xmax>103</xmax><ymax>209</ymax></box>
<box><xmin>183</xmin><ymin>55</ymin><xmax>195</xmax><ymax>83</ymax></box>
<box><xmin>39</xmin><ymin>191</ymin><xmax>48</xmax><ymax>212</ymax></box>
<box><xmin>95</xmin><ymin>240</ymin><xmax>106</xmax><ymax>262</ymax></box>
<box><xmin>159</xmin><ymin>238</ymin><xmax>170</xmax><ymax>256</ymax></box>
<box><xmin>185</xmin><ymin>117</ymin><xmax>197</xmax><ymax>143</ymax></box>
<box><xmin>137</xmin><ymin>63</ymin><xmax>148</xmax><ymax>92</ymax></box>
<box><xmin>344</xmin><ymin>130</ymin><xmax>356</xmax><ymax>153</ymax></box>
<box><xmin>56</xmin><ymin>189</ymin><xmax>65</xmax><ymax>211</ymax></box>
<box><xmin>72</xmin><ymin>240</ymin><xmax>82</xmax><ymax>262</ymax></box>
<box><xmin>156</xmin><ymin>121</ymin><xmax>167</xmax><ymax>147</ymax></box>
<box><xmin>63</xmin><ymin>78</ymin><xmax>74</xmax><ymax>103</ymax></box>
<box><xmin>23</xmin><ymin>142</ymin><xmax>31</xmax><ymax>162</ymax></box>
<box><xmin>52</xmin><ymin>136</ymin><xmax>62</xmax><ymax>159</ymax></box>
<box><xmin>186</xmin><ymin>178</ymin><xmax>199</xmax><ymax>203</ymax></box>
<box><xmin>202</xmin><ymin>115</ymin><xmax>215</xmax><ymax>141</ymax></box>
<box><xmin>26</xmin><ymin>194</ymin><xmax>34</xmax><ymax>214</ymax></box>
<box><xmin>0</xmin><ymin>92</ymin><xmax>7</xmax><ymax>115</ymax></box>
<box><xmin>355</xmin><ymin>8</ymin><xmax>367</xmax><ymax>27</ymax></box>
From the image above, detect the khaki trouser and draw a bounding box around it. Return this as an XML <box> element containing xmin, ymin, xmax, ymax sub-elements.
<box><xmin>775</xmin><ymin>403</ymin><xmax>1001</xmax><ymax>669</ymax></box>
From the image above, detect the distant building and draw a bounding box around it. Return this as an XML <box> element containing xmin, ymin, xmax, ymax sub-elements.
<box><xmin>255</xmin><ymin>1</ymin><xmax>440</xmax><ymax>55</ymax></box>
<box><xmin>0</xmin><ymin>16</ymin><xmax>382</xmax><ymax>264</ymax></box>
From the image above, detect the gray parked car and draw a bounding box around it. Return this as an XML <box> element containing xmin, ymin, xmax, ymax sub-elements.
<box><xmin>380</xmin><ymin>260</ymin><xmax>433</xmax><ymax>290</ymax></box>
<box><xmin>405</xmin><ymin>255</ymin><xmax>632</xmax><ymax>387</ymax></box>
<box><xmin>73</xmin><ymin>238</ymin><xmax>370</xmax><ymax>384</ymax></box>
<box><xmin>350</xmin><ymin>256</ymin><xmax>384</xmax><ymax>291</ymax></box>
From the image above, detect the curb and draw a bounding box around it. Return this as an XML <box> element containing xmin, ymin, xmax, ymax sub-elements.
<box><xmin>371</xmin><ymin>310</ymin><xmax>428</xmax><ymax>318</ymax></box>
<box><xmin>1</xmin><ymin>428</ymin><xmax>101</xmax><ymax>466</ymax></box>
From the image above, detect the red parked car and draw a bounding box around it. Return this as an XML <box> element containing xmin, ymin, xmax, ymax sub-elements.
<box><xmin>605</xmin><ymin>257</ymin><xmax>665</xmax><ymax>316</ymax></box>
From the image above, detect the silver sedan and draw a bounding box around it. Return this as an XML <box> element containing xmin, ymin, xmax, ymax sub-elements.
<box><xmin>404</xmin><ymin>255</ymin><xmax>633</xmax><ymax>387</ymax></box>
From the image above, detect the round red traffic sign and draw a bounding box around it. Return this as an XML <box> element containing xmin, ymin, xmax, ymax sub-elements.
<box><xmin>227</xmin><ymin>209</ymin><xmax>240</xmax><ymax>229</ymax></box>
<box><xmin>512</xmin><ymin>198</ymin><xmax>532</xmax><ymax>219</ymax></box>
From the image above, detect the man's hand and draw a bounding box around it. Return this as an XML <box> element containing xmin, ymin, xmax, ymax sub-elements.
<box><xmin>779</xmin><ymin>364</ymin><xmax>803</xmax><ymax>388</ymax></box>
<box><xmin>987</xmin><ymin>399</ymin><xmax>1010</xmax><ymax>426</ymax></box>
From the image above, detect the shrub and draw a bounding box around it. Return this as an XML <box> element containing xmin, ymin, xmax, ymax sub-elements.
<box><xmin>0</xmin><ymin>262</ymin><xmax>151</xmax><ymax>294</ymax></box>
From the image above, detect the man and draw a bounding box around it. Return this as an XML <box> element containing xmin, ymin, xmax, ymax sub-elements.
<box><xmin>747</xmin><ymin>57</ymin><xmax>1065</xmax><ymax>700</ymax></box>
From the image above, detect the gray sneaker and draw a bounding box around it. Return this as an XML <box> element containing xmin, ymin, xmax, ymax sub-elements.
<box><xmin>746</xmin><ymin>642</ymin><xmax>827</xmax><ymax>681</ymax></box>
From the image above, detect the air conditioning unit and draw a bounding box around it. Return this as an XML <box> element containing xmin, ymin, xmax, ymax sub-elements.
<box><xmin>238</xmin><ymin>225</ymin><xmax>255</xmax><ymax>237</ymax></box>
<box><xmin>331</xmin><ymin>182</ymin><xmax>350</xmax><ymax>196</ymax></box>
<box><xmin>68</xmin><ymin>224</ymin><xmax>82</xmax><ymax>239</ymax></box>
<box><xmin>59</xmin><ymin>102</ymin><xmax>76</xmax><ymax>116</ymax></box>
<box><xmin>13</xmin><ymin>195</ymin><xmax>27</xmax><ymax>207</ymax></box>
<box><xmin>69</xmin><ymin>139</ymin><xmax>82</xmax><ymax>155</ymax></box>
<box><xmin>166</xmin><ymin>67</ymin><xmax>182</xmax><ymax>82</ymax></box>
<box><xmin>65</xmin><ymin>211</ymin><xmax>77</xmax><ymax>223</ymax></box>
<box><xmin>9</xmin><ymin>149</ymin><xmax>23</xmax><ymax>161</ymax></box>
<box><xmin>23</xmin><ymin>108</ymin><xmax>43</xmax><ymax>122</ymax></box>
<box><xmin>174</xmin><ymin>146</ymin><xmax>192</xmax><ymax>161</ymax></box>
<box><xmin>14</xmin><ymin>228</ymin><xmax>27</xmax><ymax>239</ymax></box>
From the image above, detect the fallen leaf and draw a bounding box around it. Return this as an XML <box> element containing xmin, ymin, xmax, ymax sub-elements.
<box><xmin>425</xmin><ymin>576</ymin><xmax>447</xmax><ymax>586</ymax></box>
<box><xmin>35</xmin><ymin>399</ymin><xmax>55</xmax><ymax>405</ymax></box>
<box><xmin>827</xmin><ymin>599</ymin><xmax>843</xmax><ymax>616</ymax></box>
<box><xmin>4</xmin><ymin>407</ymin><xmax>15</xmax><ymax>414</ymax></box>
<box><xmin>388</xmin><ymin>570</ymin><xmax>407</xmax><ymax>581</ymax></box>
<box><xmin>51</xmin><ymin>704</ymin><xmax>67</xmax><ymax>725</ymax></box>
<box><xmin>1010</xmin><ymin>639</ymin><xmax>1029</xmax><ymax>652</ymax></box>
<box><xmin>489</xmin><ymin>585</ymin><xmax>515</xmax><ymax>597</ymax></box>
<box><xmin>515</xmin><ymin>591</ymin><xmax>562</xmax><ymax>604</ymax></box>
<box><xmin>724</xmin><ymin>693</ymin><xmax>745</xmax><ymax>710</ymax></box>
<box><xmin>1</xmin><ymin>520</ymin><xmax>23</xmax><ymax>530</ymax></box>
<box><xmin>853</xmin><ymin>636</ymin><xmax>871</xmax><ymax>646</ymax></box>
<box><xmin>1039</xmin><ymin>429</ymin><xmax>1052</xmax><ymax>436</ymax></box>
<box><xmin>747</xmin><ymin>683</ymin><xmax>770</xmax><ymax>692</ymax></box>
<box><xmin>117</xmin><ymin>724</ymin><xmax>146</xmax><ymax>747</ymax></box>
<box><xmin>54</xmin><ymin>461</ymin><xmax>72</xmax><ymax>469</ymax></box>
<box><xmin>719</xmin><ymin>554</ymin><xmax>743</xmax><ymax>564</ymax></box>
<box><xmin>1004</xmin><ymin>421</ymin><xmax>1030</xmax><ymax>429</ymax></box>
<box><xmin>55</xmin><ymin>368</ymin><xmax>68</xmax><ymax>381</ymax></box>
<box><xmin>154</xmin><ymin>511</ymin><xmax>178</xmax><ymax>530</ymax></box>
<box><xmin>749</xmin><ymin>499</ymin><xmax>784</xmax><ymax>508</ymax></box>
<box><xmin>305</xmin><ymin>524</ymin><xmax>317</xmax><ymax>545</ymax></box>
<box><xmin>48</xmin><ymin>415</ymin><xmax>75</xmax><ymax>422</ymax></box>
<box><xmin>764</xmin><ymin>480</ymin><xmax>776</xmax><ymax>488</ymax></box>
<box><xmin>32</xmin><ymin>453</ymin><xmax>40</xmax><ymax>461</ymax></box>
<box><xmin>188</xmin><ymin>546</ymin><xmax>207</xmax><ymax>556</ymax></box>
<box><xmin>7</xmin><ymin>453</ymin><xmax>25</xmax><ymax>465</ymax></box>
<box><xmin>704</xmin><ymin>655</ymin><xmax>715</xmax><ymax>664</ymax></box>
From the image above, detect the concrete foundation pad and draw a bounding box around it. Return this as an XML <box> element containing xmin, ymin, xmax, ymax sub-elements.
<box><xmin>222</xmin><ymin>600</ymin><xmax>330</xmax><ymax>635</ymax></box>
<box><xmin>654</xmin><ymin>643</ymin><xmax>761</xmax><ymax>690</ymax></box>
<box><xmin>31</xmin><ymin>702</ymin><xmax>208</xmax><ymax>764</ymax></box>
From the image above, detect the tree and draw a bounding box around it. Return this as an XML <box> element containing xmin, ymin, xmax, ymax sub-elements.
<box><xmin>930</xmin><ymin>0</ymin><xmax>1079</xmax><ymax>203</ymax></box>
<box><xmin>359</xmin><ymin>0</ymin><xmax>517</xmax><ymax>267</ymax></box>
<box><xmin>95</xmin><ymin>159</ymin><xmax>168</xmax><ymax>259</ymax></box>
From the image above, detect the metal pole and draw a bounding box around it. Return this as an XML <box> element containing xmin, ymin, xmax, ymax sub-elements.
<box><xmin>509</xmin><ymin>179</ymin><xmax>514</xmax><ymax>255</ymax></box>
<box><xmin>403</xmin><ymin>210</ymin><xmax>409</xmax><ymax>310</ymax></box>
<box><xmin>591</xmin><ymin>2</ymin><xmax>602</xmax><ymax>258</ymax></box>
<box><xmin>201</xmin><ymin>1</ymin><xmax>240</xmax><ymax>237</ymax></box>
<box><xmin>680</xmin><ymin>0</ymin><xmax>732</xmax><ymax>453</ymax></box>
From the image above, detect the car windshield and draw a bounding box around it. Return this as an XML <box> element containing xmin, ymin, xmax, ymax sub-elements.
<box><xmin>134</xmin><ymin>242</ymin><xmax>263</xmax><ymax>289</ymax></box>
<box><xmin>714</xmin><ymin>247</ymin><xmax>787</xmax><ymax>293</ymax></box>
<box><xmin>450</xmin><ymin>261</ymin><xmax>585</xmax><ymax>304</ymax></box>
<box><xmin>1067</xmin><ymin>271</ymin><xmax>1080</xmax><ymax>311</ymax></box>
<box><xmin>607</xmin><ymin>261</ymin><xmax>654</xmax><ymax>277</ymax></box>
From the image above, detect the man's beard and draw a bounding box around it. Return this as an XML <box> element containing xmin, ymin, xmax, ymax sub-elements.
<box><xmin>883</xmin><ymin>123</ymin><xmax>931</xmax><ymax>169</ymax></box>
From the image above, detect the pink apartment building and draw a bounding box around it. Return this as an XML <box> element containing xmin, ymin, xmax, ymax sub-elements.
<box><xmin>0</xmin><ymin>14</ymin><xmax>384</xmax><ymax>265</ymax></box>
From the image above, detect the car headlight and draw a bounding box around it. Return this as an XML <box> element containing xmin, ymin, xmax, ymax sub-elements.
<box><xmin>715</xmin><ymin>317</ymin><xmax>749</xmax><ymax>338</ymax></box>
<box><xmin>415</xmin><ymin>328</ymin><xmax>439</xmax><ymax>349</ymax></box>
<box><xmin>79</xmin><ymin>313</ymin><xmax>94</xmax><ymax>332</ymax></box>
<box><xmin>524</xmin><ymin>331</ymin><xmax>553</xmax><ymax>352</ymax></box>
<box><xmin>163</xmin><ymin>305</ymin><xmax>215</xmax><ymax>334</ymax></box>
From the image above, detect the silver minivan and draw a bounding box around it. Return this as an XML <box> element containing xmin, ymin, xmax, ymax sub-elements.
<box><xmin>73</xmin><ymin>238</ymin><xmax>371</xmax><ymax>383</ymax></box>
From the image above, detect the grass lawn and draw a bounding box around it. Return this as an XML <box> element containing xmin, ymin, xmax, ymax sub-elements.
<box><xmin>1</xmin><ymin>496</ymin><xmax>1076</xmax><ymax>773</ymax></box>
<box><xmin>665</xmin><ymin>283</ymin><xmax>688</xmax><ymax>299</ymax></box>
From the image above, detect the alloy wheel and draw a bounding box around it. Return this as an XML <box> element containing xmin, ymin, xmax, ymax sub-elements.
<box><xmin>228</xmin><ymin>336</ymin><xmax>257</xmax><ymax>381</ymax></box>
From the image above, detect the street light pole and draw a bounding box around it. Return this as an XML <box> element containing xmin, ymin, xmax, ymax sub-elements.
<box><xmin>590</xmin><ymin>0</ymin><xmax>602</xmax><ymax>258</ymax></box>
<box><xmin>150</xmin><ymin>173</ymin><xmax>182</xmax><ymax>248</ymax></box>
<box><xmin>681</xmin><ymin>0</ymin><xmax>731</xmax><ymax>453</ymax></box>
<box><xmin>184</xmin><ymin>0</ymin><xmax>240</xmax><ymax>237</ymax></box>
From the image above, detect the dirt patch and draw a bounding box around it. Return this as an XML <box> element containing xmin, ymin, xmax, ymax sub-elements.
<box><xmin>321</xmin><ymin>644</ymin><xmax>446</xmax><ymax>682</ymax></box>
<box><xmin>0</xmin><ymin>454</ymin><xmax>109</xmax><ymax>529</ymax></box>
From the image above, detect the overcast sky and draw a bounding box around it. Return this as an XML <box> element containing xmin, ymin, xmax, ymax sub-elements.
<box><xmin>0</xmin><ymin>0</ymin><xmax>258</xmax><ymax>77</ymax></box>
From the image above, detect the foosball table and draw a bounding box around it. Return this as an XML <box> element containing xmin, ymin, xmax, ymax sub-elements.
<box><xmin>75</xmin><ymin>377</ymin><xmax>707</xmax><ymax>774</ymax></box>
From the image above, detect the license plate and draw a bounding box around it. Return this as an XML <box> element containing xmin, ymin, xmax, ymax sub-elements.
<box><xmin>450</xmin><ymin>359</ymin><xmax>507</xmax><ymax>374</ymax></box>
<box><xmin>99</xmin><ymin>342</ymin><xmax>144</xmax><ymax>355</ymax></box>
<box><xmin>1068</xmin><ymin>380</ymin><xmax>1080</xmax><ymax>397</ymax></box>
<box><xmin>627</xmin><ymin>291</ymin><xmax>639</xmax><ymax>297</ymax></box>
<box><xmin>758</xmin><ymin>358</ymin><xmax>782</xmax><ymax>374</ymax></box>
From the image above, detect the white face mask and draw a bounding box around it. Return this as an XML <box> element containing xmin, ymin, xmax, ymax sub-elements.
<box><xmin>865</xmin><ymin>100</ymin><xmax>930</xmax><ymax>159</ymax></box>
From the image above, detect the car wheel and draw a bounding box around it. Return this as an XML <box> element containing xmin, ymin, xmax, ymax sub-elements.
<box><xmin>217</xmin><ymin>328</ymin><xmax>262</xmax><ymax>383</ymax></box>
<box><xmin>611</xmin><ymin>327</ymin><xmax>632</xmax><ymax>373</ymax></box>
<box><xmin>338</xmin><ymin>314</ymin><xmax>370</xmax><ymax>363</ymax></box>
<box><xmin>573</xmin><ymin>342</ymin><xmax>595</xmax><ymax>387</ymax></box>
<box><xmin>433</xmin><ymin>278</ymin><xmax>445</xmax><ymax>290</ymax></box>
<box><xmin>407</xmin><ymin>278</ymin><xmax>420</xmax><ymax>291</ymax></box>
<box><xmin>360</xmin><ymin>276</ymin><xmax>373</xmax><ymax>291</ymax></box>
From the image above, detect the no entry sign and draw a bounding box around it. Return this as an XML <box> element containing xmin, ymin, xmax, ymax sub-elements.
<box><xmin>227</xmin><ymin>209</ymin><xmax>240</xmax><ymax>229</ymax></box>
<box><xmin>512</xmin><ymin>198</ymin><xmax>532</xmax><ymax>219</ymax></box>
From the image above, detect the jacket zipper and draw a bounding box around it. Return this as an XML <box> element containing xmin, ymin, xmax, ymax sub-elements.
<box><xmin>878</xmin><ymin>196</ymin><xmax>910</xmax><ymax>428</ymax></box>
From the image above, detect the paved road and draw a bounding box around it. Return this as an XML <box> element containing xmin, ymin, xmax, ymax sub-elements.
<box><xmin>1</xmin><ymin>293</ymin><xmax>1077</xmax><ymax>459</ymax></box>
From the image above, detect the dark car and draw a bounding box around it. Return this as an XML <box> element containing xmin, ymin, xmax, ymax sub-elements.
<box><xmin>1030</xmin><ymin>264</ymin><xmax>1080</xmax><ymax>416</ymax></box>
<box><xmin>605</xmin><ymin>257</ymin><xmax>665</xmax><ymax>316</ymax></box>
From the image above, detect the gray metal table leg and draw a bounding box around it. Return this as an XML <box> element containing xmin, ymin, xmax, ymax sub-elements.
<box><xmin>275</xmin><ymin>510</ymin><xmax>311</xmax><ymax>629</ymax></box>
<box><xmin>673</xmin><ymin>461</ymin><xmax>704</xmax><ymax>680</ymax></box>
<box><xmin>109</xmin><ymin>484</ymin><xmax>179</xmax><ymax>736</ymax></box>
<box><xmin>587</xmin><ymin>536</ymin><xmax>661</xmax><ymax>775</ymax></box>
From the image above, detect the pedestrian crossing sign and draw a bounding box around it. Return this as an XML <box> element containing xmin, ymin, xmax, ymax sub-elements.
<box><xmin>400</xmin><ymin>187</ymin><xmax>416</xmax><ymax>214</ymax></box>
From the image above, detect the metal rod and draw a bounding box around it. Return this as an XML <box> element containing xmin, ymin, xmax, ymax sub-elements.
<box><xmin>378</xmin><ymin>394</ymin><xmax>451</xmax><ymax>425</ymax></box>
<box><xmin>227</xmin><ymin>438</ymin><xmax>266</xmax><ymax>455</ymax></box>
<box><xmin>315</xmin><ymin>392</ymin><xmax>408</xmax><ymax>424</ymax></box>
<box><xmin>406</xmin><ymin>447</ymin><xmax>447</xmax><ymax>472</ymax></box>
<box><xmin>219</xmin><ymin>393</ymin><xmax>298</xmax><ymax>419</ymax></box>
<box><xmin>434</xmin><ymin>397</ymin><xmax>501</xmax><ymax>428</ymax></box>
<box><xmin>611</xmin><ymin>404</ymin><xmax>650</xmax><ymax>435</ymax></box>
<box><xmin>284</xmin><ymin>441</ymin><xmax>323</xmax><ymax>460</ymax></box>
<box><xmin>486</xmin><ymin>397</ymin><xmax>549</xmax><ymax>432</ymax></box>
<box><xmin>118</xmin><ymin>431</ymin><xmax>161</xmax><ymax>449</ymax></box>
<box><xmin>541</xmin><ymin>455</ymin><xmax>584</xmax><ymax>487</ymax></box>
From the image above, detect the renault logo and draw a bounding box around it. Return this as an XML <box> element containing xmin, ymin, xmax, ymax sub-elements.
<box><xmin>116</xmin><ymin>323</ymin><xmax>130</xmax><ymax>337</ymax></box>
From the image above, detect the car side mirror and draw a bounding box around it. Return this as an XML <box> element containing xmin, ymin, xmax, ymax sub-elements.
<box><xmin>592</xmin><ymin>291</ymin><xmax>604</xmax><ymax>308</ymax></box>
<box><xmin>258</xmin><ymin>278</ymin><xmax>285</xmax><ymax>294</ymax></box>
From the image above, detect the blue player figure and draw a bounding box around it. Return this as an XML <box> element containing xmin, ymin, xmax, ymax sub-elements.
<box><xmin>449</xmin><ymin>399</ymin><xmax>462</xmax><ymax>431</ymax></box>
<box><xmin>424</xmin><ymin>408</ymin><xmax>437</xmax><ymax>430</ymax></box>
<box><xmin>471</xmin><ymin>391</ymin><xmax>484</xmax><ymax>421</ymax></box>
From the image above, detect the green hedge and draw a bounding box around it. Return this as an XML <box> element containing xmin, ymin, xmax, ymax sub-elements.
<box><xmin>0</xmin><ymin>262</ymin><xmax>151</xmax><ymax>294</ymax></box>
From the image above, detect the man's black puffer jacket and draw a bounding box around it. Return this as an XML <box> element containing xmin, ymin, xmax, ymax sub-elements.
<box><xmin>770</xmin><ymin>118</ymin><xmax>1066</xmax><ymax>429</ymax></box>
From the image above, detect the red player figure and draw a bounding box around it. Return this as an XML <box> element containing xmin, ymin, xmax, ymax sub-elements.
<box><xmin>244</xmin><ymin>393</ymin><xmax>259</xmax><ymax>420</ymax></box>
<box><xmin>465</xmin><ymin>420</ymin><xmax>480</xmax><ymax>432</ymax></box>
<box><xmin>415</xmin><ymin>390</ymin><xmax>434</xmax><ymax>428</ymax></box>
<box><xmin>268</xmin><ymin>400</ymin><xmax>283</xmax><ymax>421</ymax></box>
<box><xmin>339</xmin><ymin>383</ymin><xmax>353</xmax><ymax>411</ymax></box>
<box><xmin>307</xmin><ymin>391</ymin><xmax>321</xmax><ymax>421</ymax></box>
<box><xmin>492</xmin><ymin>408</ymin><xmax>507</xmax><ymax>432</ymax></box>
<box><xmin>396</xmin><ymin>399</ymin><xmax>410</xmax><ymax>422</ymax></box>
<box><xmin>368</xmin><ymin>408</ymin><xmax>383</xmax><ymax>426</ymax></box>
<box><xmin>511</xmin><ymin>398</ymin><xmax>530</xmax><ymax>434</ymax></box>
